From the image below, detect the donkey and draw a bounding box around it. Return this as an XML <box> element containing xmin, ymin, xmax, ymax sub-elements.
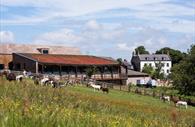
<box><xmin>100</xmin><ymin>87</ymin><xmax>109</xmax><ymax>94</ymax></box>
<box><xmin>176</xmin><ymin>101</ymin><xmax>188</xmax><ymax>109</ymax></box>
<box><xmin>160</xmin><ymin>94</ymin><xmax>170</xmax><ymax>103</ymax></box>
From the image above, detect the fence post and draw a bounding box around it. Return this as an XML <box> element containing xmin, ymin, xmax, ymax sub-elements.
<box><xmin>128</xmin><ymin>83</ymin><xmax>131</xmax><ymax>93</ymax></box>
<box><xmin>153</xmin><ymin>91</ymin><xmax>156</xmax><ymax>97</ymax></box>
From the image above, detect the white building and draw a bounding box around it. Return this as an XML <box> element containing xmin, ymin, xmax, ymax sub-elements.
<box><xmin>131</xmin><ymin>54</ymin><xmax>172</xmax><ymax>76</ymax></box>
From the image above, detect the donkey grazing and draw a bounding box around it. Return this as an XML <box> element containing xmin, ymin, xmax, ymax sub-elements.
<box><xmin>6</xmin><ymin>73</ymin><xmax>16</xmax><ymax>81</ymax></box>
<box><xmin>100</xmin><ymin>87</ymin><xmax>109</xmax><ymax>94</ymax></box>
<box><xmin>16</xmin><ymin>75</ymin><xmax>24</xmax><ymax>82</ymax></box>
<box><xmin>89</xmin><ymin>82</ymin><xmax>101</xmax><ymax>91</ymax></box>
<box><xmin>176</xmin><ymin>101</ymin><xmax>188</xmax><ymax>109</ymax></box>
<box><xmin>160</xmin><ymin>95</ymin><xmax>170</xmax><ymax>103</ymax></box>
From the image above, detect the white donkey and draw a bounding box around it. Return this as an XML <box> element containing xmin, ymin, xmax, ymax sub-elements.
<box><xmin>160</xmin><ymin>96</ymin><xmax>170</xmax><ymax>103</ymax></box>
<box><xmin>16</xmin><ymin>75</ymin><xmax>24</xmax><ymax>82</ymax></box>
<box><xmin>40</xmin><ymin>77</ymin><xmax>49</xmax><ymax>85</ymax></box>
<box><xmin>176</xmin><ymin>101</ymin><xmax>188</xmax><ymax>109</ymax></box>
<box><xmin>89</xmin><ymin>82</ymin><xmax>101</xmax><ymax>91</ymax></box>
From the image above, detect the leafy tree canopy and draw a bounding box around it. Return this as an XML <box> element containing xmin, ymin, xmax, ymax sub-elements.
<box><xmin>135</xmin><ymin>46</ymin><xmax>149</xmax><ymax>55</ymax></box>
<box><xmin>155</xmin><ymin>47</ymin><xmax>185</xmax><ymax>65</ymax></box>
<box><xmin>171</xmin><ymin>45</ymin><xmax>195</xmax><ymax>96</ymax></box>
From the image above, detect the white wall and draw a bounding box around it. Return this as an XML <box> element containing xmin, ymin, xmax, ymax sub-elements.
<box><xmin>126</xmin><ymin>76</ymin><xmax>150</xmax><ymax>85</ymax></box>
<box><xmin>140</xmin><ymin>61</ymin><xmax>172</xmax><ymax>76</ymax></box>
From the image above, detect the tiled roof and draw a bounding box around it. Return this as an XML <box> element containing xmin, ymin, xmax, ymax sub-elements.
<box><xmin>138</xmin><ymin>54</ymin><xmax>171</xmax><ymax>61</ymax></box>
<box><xmin>18</xmin><ymin>53</ymin><xmax>119</xmax><ymax>65</ymax></box>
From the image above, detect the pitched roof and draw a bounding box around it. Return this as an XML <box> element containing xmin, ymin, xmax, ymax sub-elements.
<box><xmin>17</xmin><ymin>53</ymin><xmax>119</xmax><ymax>65</ymax></box>
<box><xmin>128</xmin><ymin>70</ymin><xmax>149</xmax><ymax>77</ymax></box>
<box><xmin>0</xmin><ymin>43</ymin><xmax>81</xmax><ymax>55</ymax></box>
<box><xmin>138</xmin><ymin>54</ymin><xmax>171</xmax><ymax>61</ymax></box>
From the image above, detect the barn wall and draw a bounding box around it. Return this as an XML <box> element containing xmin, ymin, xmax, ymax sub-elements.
<box><xmin>126</xmin><ymin>76</ymin><xmax>150</xmax><ymax>85</ymax></box>
<box><xmin>13</xmin><ymin>54</ymin><xmax>37</xmax><ymax>73</ymax></box>
<box><xmin>0</xmin><ymin>54</ymin><xmax>12</xmax><ymax>69</ymax></box>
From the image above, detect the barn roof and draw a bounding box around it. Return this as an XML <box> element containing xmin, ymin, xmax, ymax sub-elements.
<box><xmin>16</xmin><ymin>53</ymin><xmax>119</xmax><ymax>66</ymax></box>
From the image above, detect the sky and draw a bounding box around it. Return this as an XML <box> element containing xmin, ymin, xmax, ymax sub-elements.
<box><xmin>0</xmin><ymin>0</ymin><xmax>195</xmax><ymax>60</ymax></box>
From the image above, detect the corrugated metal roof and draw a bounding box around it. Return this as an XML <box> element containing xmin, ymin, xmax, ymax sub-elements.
<box><xmin>17</xmin><ymin>53</ymin><xmax>119</xmax><ymax>65</ymax></box>
<box><xmin>138</xmin><ymin>54</ymin><xmax>171</xmax><ymax>61</ymax></box>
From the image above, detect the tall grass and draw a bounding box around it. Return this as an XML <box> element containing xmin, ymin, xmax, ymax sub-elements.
<box><xmin>0</xmin><ymin>77</ymin><xmax>194</xmax><ymax>127</ymax></box>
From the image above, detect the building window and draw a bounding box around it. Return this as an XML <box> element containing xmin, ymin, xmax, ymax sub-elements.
<box><xmin>154</xmin><ymin>57</ymin><xmax>156</xmax><ymax>60</ymax></box>
<box><xmin>42</xmin><ymin>49</ymin><xmax>49</xmax><ymax>54</ymax></box>
<box><xmin>0</xmin><ymin>64</ymin><xmax>4</xmax><ymax>70</ymax></box>
<box><xmin>167</xmin><ymin>69</ymin><xmax>169</xmax><ymax>73</ymax></box>
<box><xmin>162</xmin><ymin>63</ymin><xmax>165</xmax><ymax>67</ymax></box>
<box><xmin>145</xmin><ymin>57</ymin><xmax>149</xmax><ymax>60</ymax></box>
<box><xmin>167</xmin><ymin>63</ymin><xmax>169</xmax><ymax>67</ymax></box>
<box><xmin>149</xmin><ymin>63</ymin><xmax>152</xmax><ymax>67</ymax></box>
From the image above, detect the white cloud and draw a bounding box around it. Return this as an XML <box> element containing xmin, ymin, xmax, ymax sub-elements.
<box><xmin>117</xmin><ymin>43</ymin><xmax>132</xmax><ymax>51</ymax></box>
<box><xmin>85</xmin><ymin>20</ymin><xmax>102</xmax><ymax>30</ymax></box>
<box><xmin>0</xmin><ymin>0</ymin><xmax>168</xmax><ymax>24</ymax></box>
<box><xmin>0</xmin><ymin>31</ymin><xmax>15</xmax><ymax>43</ymax></box>
<box><xmin>33</xmin><ymin>28</ymin><xmax>83</xmax><ymax>46</ymax></box>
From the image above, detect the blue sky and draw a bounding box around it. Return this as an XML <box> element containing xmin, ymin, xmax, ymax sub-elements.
<box><xmin>0</xmin><ymin>0</ymin><xmax>195</xmax><ymax>59</ymax></box>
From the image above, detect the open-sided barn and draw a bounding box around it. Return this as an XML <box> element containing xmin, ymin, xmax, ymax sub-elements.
<box><xmin>12</xmin><ymin>53</ymin><xmax>128</xmax><ymax>84</ymax></box>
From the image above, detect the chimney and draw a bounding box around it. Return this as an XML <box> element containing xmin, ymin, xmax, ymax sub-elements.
<box><xmin>167</xmin><ymin>51</ymin><xmax>170</xmax><ymax>56</ymax></box>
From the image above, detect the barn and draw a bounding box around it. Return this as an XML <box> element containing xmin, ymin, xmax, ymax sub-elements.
<box><xmin>12</xmin><ymin>53</ymin><xmax>128</xmax><ymax>84</ymax></box>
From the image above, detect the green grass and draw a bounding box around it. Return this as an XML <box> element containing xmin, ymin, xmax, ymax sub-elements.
<box><xmin>0</xmin><ymin>77</ymin><xmax>195</xmax><ymax>127</ymax></box>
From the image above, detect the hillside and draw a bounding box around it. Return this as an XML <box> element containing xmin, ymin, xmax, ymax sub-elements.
<box><xmin>0</xmin><ymin>78</ymin><xmax>194</xmax><ymax>127</ymax></box>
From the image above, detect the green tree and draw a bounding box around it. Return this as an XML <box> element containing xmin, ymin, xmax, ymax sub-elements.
<box><xmin>135</xmin><ymin>46</ymin><xmax>149</xmax><ymax>55</ymax></box>
<box><xmin>153</xmin><ymin>62</ymin><xmax>165</xmax><ymax>79</ymax></box>
<box><xmin>171</xmin><ymin>45</ymin><xmax>195</xmax><ymax>96</ymax></box>
<box><xmin>156</xmin><ymin>47</ymin><xmax>185</xmax><ymax>65</ymax></box>
<box><xmin>142</xmin><ymin>64</ymin><xmax>154</xmax><ymax>76</ymax></box>
<box><xmin>85</xmin><ymin>66</ymin><xmax>97</xmax><ymax>79</ymax></box>
<box><xmin>142</xmin><ymin>63</ymin><xmax>165</xmax><ymax>79</ymax></box>
<box><xmin>117</xmin><ymin>58</ymin><xmax>123</xmax><ymax>65</ymax></box>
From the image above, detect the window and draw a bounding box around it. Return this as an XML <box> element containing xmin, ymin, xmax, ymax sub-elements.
<box><xmin>145</xmin><ymin>57</ymin><xmax>149</xmax><ymax>60</ymax></box>
<box><xmin>149</xmin><ymin>63</ymin><xmax>152</xmax><ymax>67</ymax></box>
<box><xmin>161</xmin><ymin>63</ymin><xmax>165</xmax><ymax>67</ymax></box>
<box><xmin>42</xmin><ymin>49</ymin><xmax>49</xmax><ymax>54</ymax></box>
<box><xmin>167</xmin><ymin>63</ymin><xmax>169</xmax><ymax>67</ymax></box>
<box><xmin>167</xmin><ymin>69</ymin><xmax>169</xmax><ymax>73</ymax></box>
<box><xmin>0</xmin><ymin>64</ymin><xmax>4</xmax><ymax>70</ymax></box>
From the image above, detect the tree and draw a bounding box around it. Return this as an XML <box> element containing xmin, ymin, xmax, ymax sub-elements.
<box><xmin>156</xmin><ymin>47</ymin><xmax>185</xmax><ymax>65</ymax></box>
<box><xmin>171</xmin><ymin>45</ymin><xmax>195</xmax><ymax>96</ymax></box>
<box><xmin>153</xmin><ymin>62</ymin><xmax>165</xmax><ymax>79</ymax></box>
<box><xmin>135</xmin><ymin>46</ymin><xmax>149</xmax><ymax>55</ymax></box>
<box><xmin>117</xmin><ymin>58</ymin><xmax>123</xmax><ymax>65</ymax></box>
<box><xmin>85</xmin><ymin>66</ymin><xmax>97</xmax><ymax>79</ymax></box>
<box><xmin>142</xmin><ymin>64</ymin><xmax>154</xmax><ymax>76</ymax></box>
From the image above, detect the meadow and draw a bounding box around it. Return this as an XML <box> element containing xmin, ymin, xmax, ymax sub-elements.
<box><xmin>0</xmin><ymin>77</ymin><xmax>195</xmax><ymax>127</ymax></box>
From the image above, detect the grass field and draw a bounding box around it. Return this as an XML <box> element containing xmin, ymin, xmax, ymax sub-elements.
<box><xmin>0</xmin><ymin>77</ymin><xmax>195</xmax><ymax>127</ymax></box>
